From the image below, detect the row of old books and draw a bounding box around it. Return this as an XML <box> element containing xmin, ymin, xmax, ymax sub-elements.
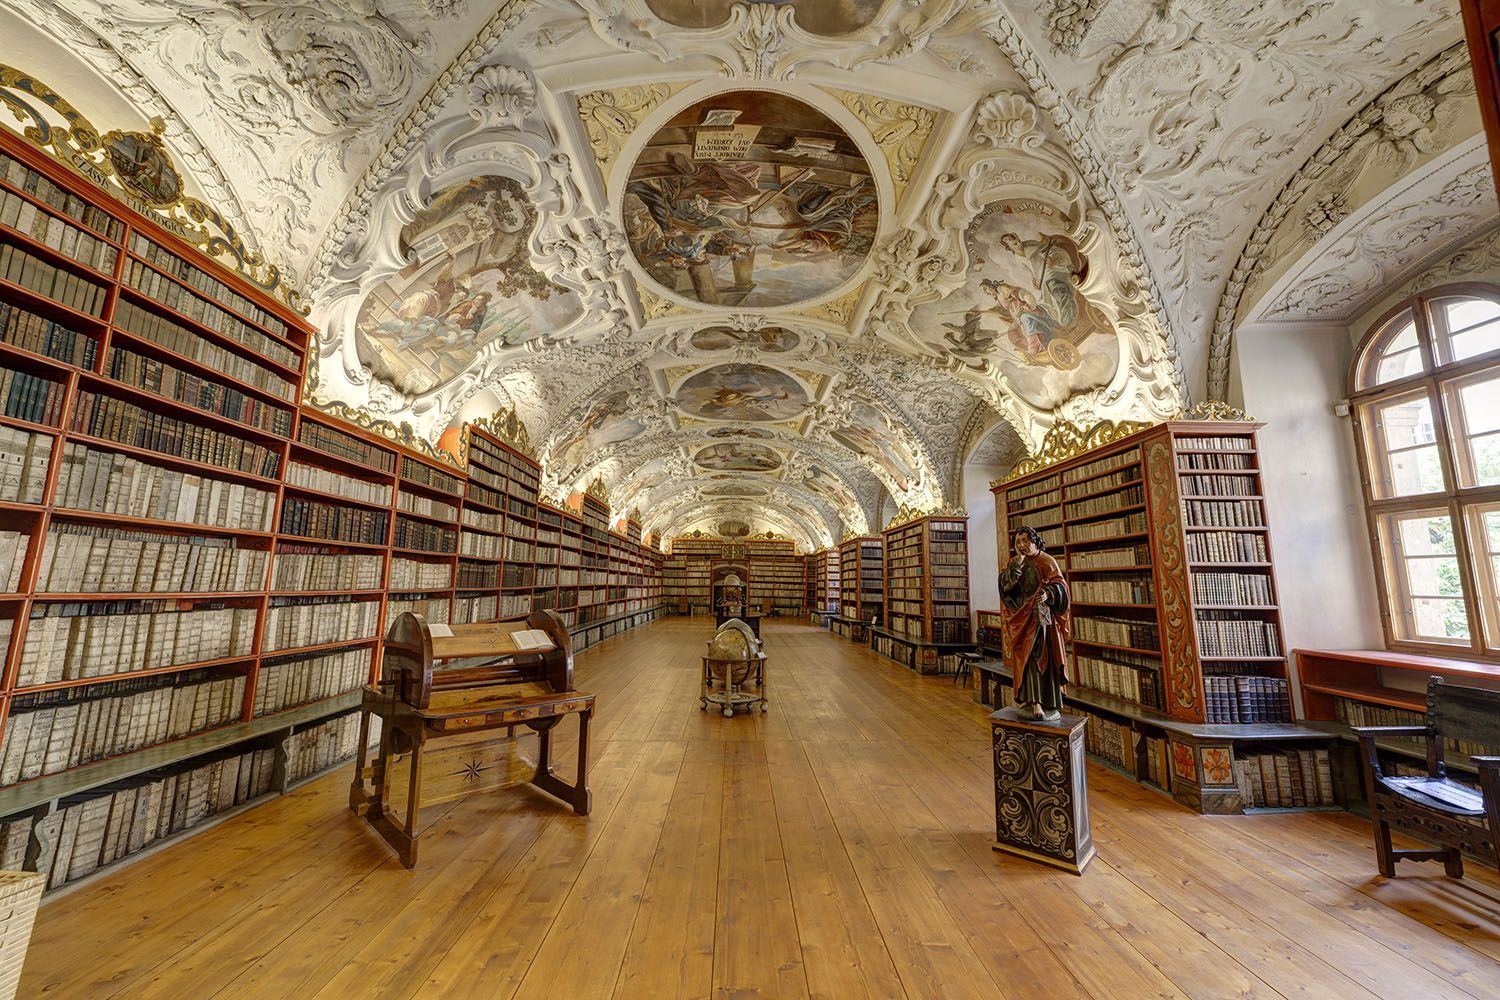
<box><xmin>1331</xmin><ymin>696</ymin><xmax>1497</xmax><ymax>760</ymax></box>
<box><xmin>0</xmin><ymin>242</ymin><xmax>107</xmax><ymax>317</ymax></box>
<box><xmin>16</xmin><ymin>603</ymin><xmax>258</xmax><ymax>687</ymax></box>
<box><xmin>263</xmin><ymin>597</ymin><xmax>379</xmax><ymax>651</ymax></box>
<box><xmin>280</xmin><ymin>496</ymin><xmax>388</xmax><ymax>545</ymax></box>
<box><xmin>386</xmin><ymin>595</ymin><xmax>450</xmax><ymax>629</ymax></box>
<box><xmin>1203</xmin><ymin>674</ymin><xmax>1290</xmax><ymax>724</ymax></box>
<box><xmin>1189</xmin><ymin>571</ymin><xmax>1274</xmax><ymax>605</ymax></box>
<box><xmin>1185</xmin><ymin>530</ymin><xmax>1268</xmax><ymax>563</ymax></box>
<box><xmin>499</xmin><ymin>593</ymin><xmax>533</xmax><ymax>617</ymax></box>
<box><xmin>0</xmin><ymin>425</ymin><xmax>50</xmax><ymax>502</ymax></box>
<box><xmin>459</xmin><ymin>530</ymin><xmax>502</xmax><ymax>559</ymax></box>
<box><xmin>1183</xmin><ymin>499</ymin><xmax>1265</xmax><ymax>528</ymax></box>
<box><xmin>0</xmin><ymin>530</ymin><xmax>26</xmax><ymax>592</ymax></box>
<box><xmin>1069</xmin><ymin>543</ymin><xmax>1148</xmax><ymax>569</ymax></box>
<box><xmin>112</xmin><ymin>301</ymin><xmax>294</xmax><ymax>400</ymax></box>
<box><xmin>1064</xmin><ymin>466</ymin><xmax>1140</xmax><ymax>500</ymax></box>
<box><xmin>37</xmin><ymin>525</ymin><xmax>268</xmax><ymax>594</ymax></box>
<box><xmin>459</xmin><ymin>562</ymin><xmax>499</xmax><ymax>588</ymax></box>
<box><xmin>0</xmin><ymin>366</ymin><xmax>63</xmax><ymax>425</ymax></box>
<box><xmin>454</xmin><ymin>594</ymin><xmax>499</xmax><ymax>623</ymax></box>
<box><xmin>107</xmin><ymin>346</ymin><xmax>293</xmax><ymax>437</ymax></box>
<box><xmin>1072</xmin><ymin>614</ymin><xmax>1160</xmax><ymax>651</ymax></box>
<box><xmin>1178</xmin><ymin>435</ymin><xmax>1253</xmax><ymax>451</ymax></box>
<box><xmin>1195</xmin><ymin>613</ymin><xmax>1282</xmax><ymax>657</ymax></box>
<box><xmin>1080</xmin><ymin>706</ymin><xmax>1133</xmax><ymax>769</ymax></box>
<box><xmin>1064</xmin><ymin>485</ymin><xmax>1144</xmax><ymax>520</ymax></box>
<box><xmin>0</xmin><ymin>300</ymin><xmax>97</xmax><ymax>368</ymax></box>
<box><xmin>1075</xmin><ymin>653</ymin><xmax>1163</xmax><ymax>709</ymax></box>
<box><xmin>56</xmin><ymin>442</ymin><xmax>277</xmax><ymax>531</ymax></box>
<box><xmin>272</xmin><ymin>547</ymin><xmax>382</xmax><ymax>592</ymax></box>
<box><xmin>390</xmin><ymin>557</ymin><xmax>452</xmax><ymax>591</ymax></box>
<box><xmin>1072</xmin><ymin>576</ymin><xmax>1153</xmax><ymax>604</ymax></box>
<box><xmin>72</xmin><ymin>389</ymin><xmax>282</xmax><ymax>478</ymax></box>
<box><xmin>122</xmin><ymin>259</ymin><xmax>295</xmax><ymax>368</ymax></box>
<box><xmin>1177</xmin><ymin>450</ymin><xmax>1254</xmax><ymax>470</ymax></box>
<box><xmin>394</xmin><ymin>516</ymin><xmax>456</xmax><ymax>553</ymax></box>
<box><xmin>0</xmin><ymin>671</ymin><xmax>247</xmax><ymax>783</ymax></box>
<box><xmin>284</xmin><ymin>460</ymin><xmax>391</xmax><ymax>505</ymax></box>
<box><xmin>286</xmin><ymin>712</ymin><xmax>368</xmax><ymax>784</ymax></box>
<box><xmin>399</xmin><ymin>456</ymin><xmax>463</xmax><ymax>496</ymax></box>
<box><xmin>128</xmin><ymin>233</ymin><xmax>289</xmax><ymax>340</ymax></box>
<box><xmin>1178</xmin><ymin>474</ymin><xmax>1257</xmax><ymax>497</ymax></box>
<box><xmin>0</xmin><ymin>151</ymin><xmax>126</xmax><ymax>241</ymax></box>
<box><xmin>1062</xmin><ymin>447</ymin><xmax>1140</xmax><ymax>485</ymax></box>
<box><xmin>463</xmin><ymin>507</ymin><xmax>504</xmax><ymax>534</ymax></box>
<box><xmin>1233</xmin><ymin>748</ymin><xmax>1336</xmax><ymax>808</ymax></box>
<box><xmin>396</xmin><ymin>488</ymin><xmax>458</xmax><ymax>522</ymax></box>
<box><xmin>252</xmin><ymin>649</ymin><xmax>369</xmax><ymax>717</ymax></box>
<box><xmin>296</xmin><ymin>419</ymin><xmax>395</xmax><ymax>473</ymax></box>
<box><xmin>1068</xmin><ymin>511</ymin><xmax>1148</xmax><ymax>542</ymax></box>
<box><xmin>18</xmin><ymin>745</ymin><xmax>277</xmax><ymax>891</ymax></box>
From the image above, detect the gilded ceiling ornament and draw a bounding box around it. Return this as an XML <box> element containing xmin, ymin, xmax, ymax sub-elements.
<box><xmin>997</xmin><ymin>418</ymin><xmax>1156</xmax><ymax>484</ymax></box>
<box><xmin>467</xmin><ymin>407</ymin><xmax>535</xmax><ymax>458</ymax></box>
<box><xmin>828</xmin><ymin>89</ymin><xmax>937</xmax><ymax>197</ymax></box>
<box><xmin>884</xmin><ymin>504</ymin><xmax>968</xmax><ymax>531</ymax></box>
<box><xmin>1179</xmin><ymin>401</ymin><xmax>1253</xmax><ymax>422</ymax></box>
<box><xmin>0</xmin><ymin>64</ymin><xmax>306</xmax><ymax>312</ymax></box>
<box><xmin>637</xmin><ymin>284</ymin><xmax>686</xmax><ymax>320</ymax></box>
<box><xmin>798</xmin><ymin>286</ymin><xmax>864</xmax><ymax>327</ymax></box>
<box><xmin>575</xmin><ymin>83</ymin><xmax>682</xmax><ymax>178</ymax></box>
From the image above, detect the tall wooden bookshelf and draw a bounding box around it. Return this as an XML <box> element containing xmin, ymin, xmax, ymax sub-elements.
<box><xmin>991</xmin><ymin>418</ymin><xmax>1334</xmax><ymax>813</ymax></box>
<box><xmin>0</xmin><ymin>126</ymin><xmax>663</xmax><ymax>891</ymax></box>
<box><xmin>837</xmin><ymin>535</ymin><xmax>884</xmax><ymax>625</ymax></box>
<box><xmin>872</xmin><ymin>515</ymin><xmax>972</xmax><ymax>673</ymax></box>
<box><xmin>665</xmin><ymin>536</ymin><xmax>719</xmax><ymax>614</ymax></box>
<box><xmin>746</xmin><ymin>537</ymin><xmax>803</xmax><ymax>616</ymax></box>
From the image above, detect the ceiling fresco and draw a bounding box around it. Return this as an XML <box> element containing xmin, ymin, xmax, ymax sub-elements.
<box><xmin>2</xmin><ymin>0</ymin><xmax>1478</xmax><ymax>546</ymax></box>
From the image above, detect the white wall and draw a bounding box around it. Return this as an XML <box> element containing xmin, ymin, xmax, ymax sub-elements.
<box><xmin>1230</xmin><ymin>321</ymin><xmax>1385</xmax><ymax>684</ymax></box>
<box><xmin>963</xmin><ymin>464</ymin><xmax>1006</xmax><ymax>623</ymax></box>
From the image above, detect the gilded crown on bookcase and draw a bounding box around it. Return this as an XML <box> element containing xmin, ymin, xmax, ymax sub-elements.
<box><xmin>467</xmin><ymin>408</ymin><xmax>534</xmax><ymax>458</ymax></box>
<box><xmin>994</xmin><ymin>405</ymin><xmax>1256</xmax><ymax>487</ymax></box>
<box><xmin>0</xmin><ymin>64</ymin><xmax>306</xmax><ymax>313</ymax></box>
<box><xmin>585</xmin><ymin>477</ymin><xmax>611</xmax><ymax>505</ymax></box>
<box><xmin>884</xmin><ymin>505</ymin><xmax>969</xmax><ymax>531</ymax></box>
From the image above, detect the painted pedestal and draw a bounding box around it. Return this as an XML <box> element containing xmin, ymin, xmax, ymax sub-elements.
<box><xmin>990</xmin><ymin>707</ymin><xmax>1096</xmax><ymax>875</ymax></box>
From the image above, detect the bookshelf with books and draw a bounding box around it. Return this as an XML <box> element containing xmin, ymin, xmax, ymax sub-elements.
<box><xmin>830</xmin><ymin>536</ymin><xmax>881</xmax><ymax>642</ymax></box>
<box><xmin>873</xmin><ymin>515</ymin><xmax>973</xmax><ymax>674</ymax></box>
<box><xmin>666</xmin><ymin>537</ymin><xmax>720</xmax><ymax>615</ymax></box>
<box><xmin>991</xmin><ymin>418</ymin><xmax>1334</xmax><ymax>813</ymax></box>
<box><xmin>746</xmin><ymin>538</ymin><xmax>804</xmax><ymax>617</ymax></box>
<box><xmin>0</xmin><ymin>126</ymin><xmax>381</xmax><ymax>893</ymax></box>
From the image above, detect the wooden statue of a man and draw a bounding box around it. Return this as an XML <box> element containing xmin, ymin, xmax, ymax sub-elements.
<box><xmin>1000</xmin><ymin>526</ymin><xmax>1071</xmax><ymax>721</ymax></box>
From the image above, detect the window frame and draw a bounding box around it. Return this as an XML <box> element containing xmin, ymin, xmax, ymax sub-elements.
<box><xmin>1350</xmin><ymin>282</ymin><xmax>1500</xmax><ymax>658</ymax></box>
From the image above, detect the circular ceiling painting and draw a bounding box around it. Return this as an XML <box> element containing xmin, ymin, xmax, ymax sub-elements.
<box><xmin>690</xmin><ymin>326</ymin><xmax>801</xmax><ymax>353</ymax></box>
<box><xmin>703</xmin><ymin>482</ymin><xmax>770</xmax><ymax>497</ymax></box>
<box><xmin>622</xmin><ymin>91</ymin><xmax>877</xmax><ymax>308</ymax></box>
<box><xmin>676</xmin><ymin>363</ymin><xmax>809</xmax><ymax>422</ymax></box>
<box><xmin>694</xmin><ymin>442</ymin><xmax>782</xmax><ymax>473</ymax></box>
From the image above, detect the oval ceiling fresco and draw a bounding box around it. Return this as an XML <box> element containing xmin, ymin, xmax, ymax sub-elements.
<box><xmin>689</xmin><ymin>325</ymin><xmax>801</xmax><ymax>353</ymax></box>
<box><xmin>645</xmin><ymin>0</ymin><xmax>885</xmax><ymax>35</ymax></box>
<box><xmin>694</xmin><ymin>442</ymin><xmax>782</xmax><ymax>472</ymax></box>
<box><xmin>622</xmin><ymin>90</ymin><xmax>877</xmax><ymax>308</ymax></box>
<box><xmin>354</xmin><ymin>175</ymin><xmax>584</xmax><ymax>395</ymax></box>
<box><xmin>675</xmin><ymin>363</ymin><xmax>809</xmax><ymax>422</ymax></box>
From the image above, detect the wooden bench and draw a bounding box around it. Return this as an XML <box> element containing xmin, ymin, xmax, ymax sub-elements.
<box><xmin>1354</xmin><ymin>676</ymin><xmax>1500</xmax><ymax>878</ymax></box>
<box><xmin>348</xmin><ymin>610</ymin><xmax>593</xmax><ymax>868</ymax></box>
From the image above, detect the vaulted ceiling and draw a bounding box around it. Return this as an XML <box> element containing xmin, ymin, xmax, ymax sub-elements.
<box><xmin>0</xmin><ymin>0</ymin><xmax>1480</xmax><ymax>549</ymax></box>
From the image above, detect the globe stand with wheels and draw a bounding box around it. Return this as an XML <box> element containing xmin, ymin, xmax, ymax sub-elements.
<box><xmin>700</xmin><ymin>618</ymin><xmax>767</xmax><ymax>717</ymax></box>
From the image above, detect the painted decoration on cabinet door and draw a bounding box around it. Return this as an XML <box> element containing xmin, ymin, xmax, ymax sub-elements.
<box><xmin>353</xmin><ymin>176</ymin><xmax>585</xmax><ymax>395</ymax></box>
<box><xmin>689</xmin><ymin>325</ymin><xmax>801</xmax><ymax>353</ymax></box>
<box><xmin>830</xmin><ymin>401</ymin><xmax>917</xmax><ymax>491</ymax></box>
<box><xmin>675</xmin><ymin>363</ymin><xmax>810</xmax><ymax>422</ymax></box>
<box><xmin>909</xmin><ymin>200</ymin><xmax>1122</xmax><ymax>410</ymax></box>
<box><xmin>693</xmin><ymin>442</ymin><xmax>783</xmax><ymax>472</ymax></box>
<box><xmin>622</xmin><ymin>91</ymin><xmax>877</xmax><ymax>308</ymax></box>
<box><xmin>549</xmin><ymin>389</ymin><xmax>646</xmax><ymax>472</ymax></box>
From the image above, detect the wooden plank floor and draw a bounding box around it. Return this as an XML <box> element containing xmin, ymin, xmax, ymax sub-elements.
<box><xmin>22</xmin><ymin>618</ymin><xmax>1500</xmax><ymax>999</ymax></box>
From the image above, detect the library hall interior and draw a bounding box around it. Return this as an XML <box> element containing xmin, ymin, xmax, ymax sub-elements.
<box><xmin>2</xmin><ymin>1</ymin><xmax>1500</xmax><ymax>998</ymax></box>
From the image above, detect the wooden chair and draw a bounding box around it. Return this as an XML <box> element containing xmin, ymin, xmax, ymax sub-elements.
<box><xmin>349</xmin><ymin>610</ymin><xmax>594</xmax><ymax>867</ymax></box>
<box><xmin>1354</xmin><ymin>676</ymin><xmax>1500</xmax><ymax>878</ymax></box>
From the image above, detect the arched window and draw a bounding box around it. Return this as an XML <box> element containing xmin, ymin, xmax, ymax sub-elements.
<box><xmin>1351</xmin><ymin>283</ymin><xmax>1500</xmax><ymax>653</ymax></box>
